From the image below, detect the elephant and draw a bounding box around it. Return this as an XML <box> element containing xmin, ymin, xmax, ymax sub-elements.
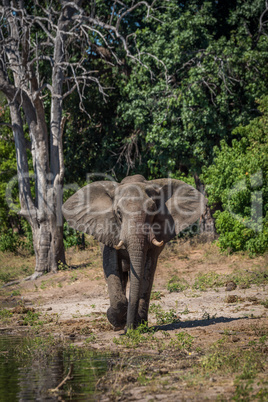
<box><xmin>62</xmin><ymin>174</ymin><xmax>206</xmax><ymax>330</ymax></box>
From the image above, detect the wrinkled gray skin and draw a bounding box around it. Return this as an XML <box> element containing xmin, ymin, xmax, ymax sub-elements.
<box><xmin>62</xmin><ymin>175</ymin><xmax>206</xmax><ymax>330</ymax></box>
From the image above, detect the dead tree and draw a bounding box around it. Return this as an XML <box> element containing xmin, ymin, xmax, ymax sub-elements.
<box><xmin>0</xmin><ymin>0</ymin><xmax>163</xmax><ymax>278</ymax></box>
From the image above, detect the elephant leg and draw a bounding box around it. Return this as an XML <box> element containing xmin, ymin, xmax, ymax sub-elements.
<box><xmin>120</xmin><ymin>257</ymin><xmax>130</xmax><ymax>295</ymax></box>
<box><xmin>137</xmin><ymin>249</ymin><xmax>162</xmax><ymax>325</ymax></box>
<box><xmin>102</xmin><ymin>245</ymin><xmax>128</xmax><ymax>329</ymax></box>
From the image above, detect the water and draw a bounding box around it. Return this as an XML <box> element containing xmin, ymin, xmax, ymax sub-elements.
<box><xmin>0</xmin><ymin>335</ymin><xmax>109</xmax><ymax>401</ymax></box>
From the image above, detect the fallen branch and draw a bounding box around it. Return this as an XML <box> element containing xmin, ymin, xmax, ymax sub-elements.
<box><xmin>1</xmin><ymin>272</ymin><xmax>44</xmax><ymax>288</ymax></box>
<box><xmin>1</xmin><ymin>280</ymin><xmax>21</xmax><ymax>288</ymax></box>
<box><xmin>50</xmin><ymin>363</ymin><xmax>74</xmax><ymax>393</ymax></box>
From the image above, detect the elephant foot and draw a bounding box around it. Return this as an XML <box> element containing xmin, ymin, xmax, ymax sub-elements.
<box><xmin>107</xmin><ymin>301</ymin><xmax>128</xmax><ymax>329</ymax></box>
<box><xmin>113</xmin><ymin>325</ymin><xmax>126</xmax><ymax>332</ymax></box>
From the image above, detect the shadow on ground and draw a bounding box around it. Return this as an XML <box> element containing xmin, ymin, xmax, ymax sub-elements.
<box><xmin>154</xmin><ymin>316</ymin><xmax>251</xmax><ymax>331</ymax></box>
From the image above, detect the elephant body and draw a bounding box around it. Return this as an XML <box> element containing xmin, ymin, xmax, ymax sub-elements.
<box><xmin>62</xmin><ymin>175</ymin><xmax>206</xmax><ymax>330</ymax></box>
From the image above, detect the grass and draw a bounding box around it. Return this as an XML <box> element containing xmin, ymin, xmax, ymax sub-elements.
<box><xmin>226</xmin><ymin>268</ymin><xmax>268</xmax><ymax>288</ymax></box>
<box><xmin>99</xmin><ymin>321</ymin><xmax>268</xmax><ymax>400</ymax></box>
<box><xmin>150</xmin><ymin>291</ymin><xmax>162</xmax><ymax>300</ymax></box>
<box><xmin>193</xmin><ymin>272</ymin><xmax>224</xmax><ymax>291</ymax></box>
<box><xmin>11</xmin><ymin>289</ymin><xmax>21</xmax><ymax>296</ymax></box>
<box><xmin>0</xmin><ymin>308</ymin><xmax>13</xmax><ymax>322</ymax></box>
<box><xmin>149</xmin><ymin>304</ymin><xmax>180</xmax><ymax>325</ymax></box>
<box><xmin>167</xmin><ymin>275</ymin><xmax>189</xmax><ymax>292</ymax></box>
<box><xmin>9</xmin><ymin>334</ymin><xmax>70</xmax><ymax>363</ymax></box>
<box><xmin>0</xmin><ymin>250</ymin><xmax>35</xmax><ymax>283</ymax></box>
<box><xmin>261</xmin><ymin>299</ymin><xmax>268</xmax><ymax>308</ymax></box>
<box><xmin>0</xmin><ymin>302</ymin><xmax>56</xmax><ymax>329</ymax></box>
<box><xmin>155</xmin><ymin>309</ymin><xmax>180</xmax><ymax>325</ymax></box>
<box><xmin>85</xmin><ymin>334</ymin><xmax>97</xmax><ymax>343</ymax></box>
<box><xmin>201</xmin><ymin>311</ymin><xmax>217</xmax><ymax>320</ymax></box>
<box><xmin>170</xmin><ymin>331</ymin><xmax>194</xmax><ymax>350</ymax></box>
<box><xmin>22</xmin><ymin>310</ymin><xmax>44</xmax><ymax>326</ymax></box>
<box><xmin>113</xmin><ymin>322</ymin><xmax>155</xmax><ymax>348</ymax></box>
<box><xmin>200</xmin><ymin>337</ymin><xmax>265</xmax><ymax>380</ymax></box>
<box><xmin>0</xmin><ymin>263</ymin><xmax>33</xmax><ymax>284</ymax></box>
<box><xmin>166</xmin><ymin>267</ymin><xmax>268</xmax><ymax>293</ymax></box>
<box><xmin>233</xmin><ymin>381</ymin><xmax>254</xmax><ymax>401</ymax></box>
<box><xmin>0</xmin><ymin>239</ymin><xmax>101</xmax><ymax>287</ymax></box>
<box><xmin>181</xmin><ymin>306</ymin><xmax>190</xmax><ymax>315</ymax></box>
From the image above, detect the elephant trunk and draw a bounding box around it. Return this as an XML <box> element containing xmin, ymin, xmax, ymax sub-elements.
<box><xmin>126</xmin><ymin>236</ymin><xmax>147</xmax><ymax>329</ymax></box>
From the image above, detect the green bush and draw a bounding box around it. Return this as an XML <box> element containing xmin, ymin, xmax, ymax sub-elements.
<box><xmin>167</xmin><ymin>275</ymin><xmax>189</xmax><ymax>292</ymax></box>
<box><xmin>20</xmin><ymin>219</ymin><xmax>34</xmax><ymax>254</ymax></box>
<box><xmin>0</xmin><ymin>229</ymin><xmax>20</xmax><ymax>252</ymax></box>
<box><xmin>63</xmin><ymin>221</ymin><xmax>86</xmax><ymax>249</ymax></box>
<box><xmin>202</xmin><ymin>96</ymin><xmax>268</xmax><ymax>255</ymax></box>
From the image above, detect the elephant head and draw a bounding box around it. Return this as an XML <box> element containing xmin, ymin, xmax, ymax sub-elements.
<box><xmin>62</xmin><ymin>175</ymin><xmax>206</xmax><ymax>329</ymax></box>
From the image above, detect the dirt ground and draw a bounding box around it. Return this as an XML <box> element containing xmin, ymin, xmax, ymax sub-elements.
<box><xmin>0</xmin><ymin>240</ymin><xmax>268</xmax><ymax>401</ymax></box>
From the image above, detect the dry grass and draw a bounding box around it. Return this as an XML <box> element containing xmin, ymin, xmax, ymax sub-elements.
<box><xmin>0</xmin><ymin>251</ymin><xmax>35</xmax><ymax>285</ymax></box>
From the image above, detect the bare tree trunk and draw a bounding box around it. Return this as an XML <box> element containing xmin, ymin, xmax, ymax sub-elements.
<box><xmin>194</xmin><ymin>174</ymin><xmax>217</xmax><ymax>241</ymax></box>
<box><xmin>0</xmin><ymin>1</ymin><xmax>67</xmax><ymax>276</ymax></box>
<box><xmin>7</xmin><ymin>98</ymin><xmax>66</xmax><ymax>276</ymax></box>
<box><xmin>32</xmin><ymin>221</ymin><xmax>65</xmax><ymax>275</ymax></box>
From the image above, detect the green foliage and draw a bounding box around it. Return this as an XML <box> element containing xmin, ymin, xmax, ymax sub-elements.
<box><xmin>22</xmin><ymin>311</ymin><xmax>43</xmax><ymax>327</ymax></box>
<box><xmin>0</xmin><ymin>107</ymin><xmax>18</xmax><ymax>230</ymax></box>
<box><xmin>0</xmin><ymin>271</ymin><xmax>13</xmax><ymax>284</ymax></box>
<box><xmin>113</xmin><ymin>322</ymin><xmax>155</xmax><ymax>348</ymax></box>
<box><xmin>170</xmin><ymin>332</ymin><xmax>194</xmax><ymax>351</ymax></box>
<box><xmin>116</xmin><ymin>0</ymin><xmax>268</xmax><ymax>178</ymax></box>
<box><xmin>233</xmin><ymin>382</ymin><xmax>254</xmax><ymax>401</ymax></box>
<box><xmin>193</xmin><ymin>268</ymin><xmax>268</xmax><ymax>291</ymax></box>
<box><xmin>11</xmin><ymin>290</ymin><xmax>21</xmax><ymax>296</ymax></box>
<box><xmin>85</xmin><ymin>334</ymin><xmax>97</xmax><ymax>343</ymax></box>
<box><xmin>0</xmin><ymin>309</ymin><xmax>13</xmax><ymax>319</ymax></box>
<box><xmin>150</xmin><ymin>291</ymin><xmax>162</xmax><ymax>300</ymax></box>
<box><xmin>20</xmin><ymin>220</ymin><xmax>34</xmax><ymax>254</ymax></box>
<box><xmin>167</xmin><ymin>275</ymin><xmax>190</xmax><ymax>293</ymax></box>
<box><xmin>58</xmin><ymin>0</ymin><xmax>268</xmax><ymax>183</ymax></box>
<box><xmin>154</xmin><ymin>308</ymin><xmax>180</xmax><ymax>326</ymax></box>
<box><xmin>193</xmin><ymin>272</ymin><xmax>224</xmax><ymax>291</ymax></box>
<box><xmin>201</xmin><ymin>339</ymin><xmax>264</xmax><ymax>378</ymax></box>
<box><xmin>63</xmin><ymin>222</ymin><xmax>86</xmax><ymax>249</ymax></box>
<box><xmin>202</xmin><ymin>96</ymin><xmax>268</xmax><ymax>254</ymax></box>
<box><xmin>167</xmin><ymin>267</ymin><xmax>268</xmax><ymax>294</ymax></box>
<box><xmin>0</xmin><ymin>229</ymin><xmax>20</xmax><ymax>253</ymax></box>
<box><xmin>149</xmin><ymin>303</ymin><xmax>162</xmax><ymax>315</ymax></box>
<box><xmin>226</xmin><ymin>268</ymin><xmax>268</xmax><ymax>288</ymax></box>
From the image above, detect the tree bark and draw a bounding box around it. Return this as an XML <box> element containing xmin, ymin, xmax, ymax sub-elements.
<box><xmin>0</xmin><ymin>1</ymin><xmax>67</xmax><ymax>276</ymax></box>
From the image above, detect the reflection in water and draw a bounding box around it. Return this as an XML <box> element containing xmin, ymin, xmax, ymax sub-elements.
<box><xmin>0</xmin><ymin>335</ymin><xmax>108</xmax><ymax>401</ymax></box>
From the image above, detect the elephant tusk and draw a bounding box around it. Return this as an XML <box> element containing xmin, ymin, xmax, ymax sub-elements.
<box><xmin>114</xmin><ymin>240</ymin><xmax>124</xmax><ymax>250</ymax></box>
<box><xmin>152</xmin><ymin>238</ymin><xmax>164</xmax><ymax>247</ymax></box>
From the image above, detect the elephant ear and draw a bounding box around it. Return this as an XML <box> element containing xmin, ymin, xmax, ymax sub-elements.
<box><xmin>62</xmin><ymin>181</ymin><xmax>120</xmax><ymax>247</ymax></box>
<box><xmin>148</xmin><ymin>178</ymin><xmax>207</xmax><ymax>243</ymax></box>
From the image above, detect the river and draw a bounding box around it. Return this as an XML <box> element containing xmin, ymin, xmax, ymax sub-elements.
<box><xmin>0</xmin><ymin>335</ymin><xmax>109</xmax><ymax>401</ymax></box>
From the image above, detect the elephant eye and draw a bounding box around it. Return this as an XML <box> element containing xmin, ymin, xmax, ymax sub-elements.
<box><xmin>117</xmin><ymin>209</ymin><xmax>122</xmax><ymax>221</ymax></box>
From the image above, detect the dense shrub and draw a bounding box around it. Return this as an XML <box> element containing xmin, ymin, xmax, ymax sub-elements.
<box><xmin>63</xmin><ymin>222</ymin><xmax>86</xmax><ymax>249</ymax></box>
<box><xmin>202</xmin><ymin>97</ymin><xmax>268</xmax><ymax>254</ymax></box>
<box><xmin>0</xmin><ymin>229</ymin><xmax>20</xmax><ymax>253</ymax></box>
